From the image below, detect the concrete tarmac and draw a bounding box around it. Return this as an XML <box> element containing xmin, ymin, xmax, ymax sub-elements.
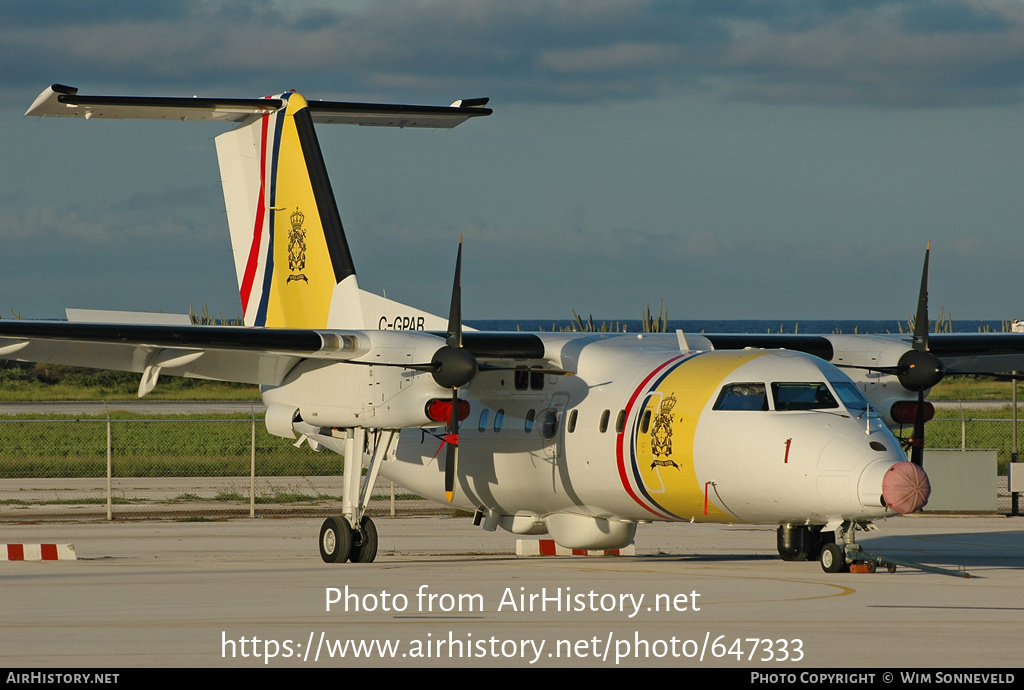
<box><xmin>1</xmin><ymin>515</ymin><xmax>1023</xmax><ymax>669</ymax></box>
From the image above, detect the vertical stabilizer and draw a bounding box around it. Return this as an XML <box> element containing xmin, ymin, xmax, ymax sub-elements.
<box><xmin>216</xmin><ymin>92</ymin><xmax>363</xmax><ymax>328</ymax></box>
<box><xmin>26</xmin><ymin>84</ymin><xmax>491</xmax><ymax>330</ymax></box>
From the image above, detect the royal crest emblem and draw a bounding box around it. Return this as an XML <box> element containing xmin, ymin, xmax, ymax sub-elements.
<box><xmin>287</xmin><ymin>208</ymin><xmax>308</xmax><ymax>283</ymax></box>
<box><xmin>650</xmin><ymin>394</ymin><xmax>679</xmax><ymax>469</ymax></box>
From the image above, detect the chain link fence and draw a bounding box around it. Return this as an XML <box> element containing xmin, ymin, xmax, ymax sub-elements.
<box><xmin>916</xmin><ymin>417</ymin><xmax>1023</xmax><ymax>468</ymax></box>
<box><xmin>0</xmin><ymin>415</ymin><xmax>445</xmax><ymax>521</ymax></box>
<box><xmin>1</xmin><ymin>414</ymin><xmax>1019</xmax><ymax>520</ymax></box>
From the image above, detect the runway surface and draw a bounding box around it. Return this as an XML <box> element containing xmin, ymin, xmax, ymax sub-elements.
<box><xmin>2</xmin><ymin>515</ymin><xmax>1022</xmax><ymax>668</ymax></box>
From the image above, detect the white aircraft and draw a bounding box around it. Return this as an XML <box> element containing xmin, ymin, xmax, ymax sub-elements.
<box><xmin>8</xmin><ymin>84</ymin><xmax>1023</xmax><ymax>572</ymax></box>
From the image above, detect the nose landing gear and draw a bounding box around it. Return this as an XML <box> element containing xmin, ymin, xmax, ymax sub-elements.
<box><xmin>816</xmin><ymin>521</ymin><xmax>971</xmax><ymax>577</ymax></box>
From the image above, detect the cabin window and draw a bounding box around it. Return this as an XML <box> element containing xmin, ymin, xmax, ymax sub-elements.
<box><xmin>477</xmin><ymin>409</ymin><xmax>490</xmax><ymax>432</ymax></box>
<box><xmin>530</xmin><ymin>370</ymin><xmax>544</xmax><ymax>390</ymax></box>
<box><xmin>714</xmin><ymin>383</ymin><xmax>768</xmax><ymax>411</ymax></box>
<box><xmin>771</xmin><ymin>382</ymin><xmax>839</xmax><ymax>411</ymax></box>
<box><xmin>494</xmin><ymin>408</ymin><xmax>505</xmax><ymax>432</ymax></box>
<box><xmin>640</xmin><ymin>409</ymin><xmax>652</xmax><ymax>433</ymax></box>
<box><xmin>615</xmin><ymin>409</ymin><xmax>626</xmax><ymax>433</ymax></box>
<box><xmin>524</xmin><ymin>409</ymin><xmax>536</xmax><ymax>432</ymax></box>
<box><xmin>599</xmin><ymin>409</ymin><xmax>610</xmax><ymax>433</ymax></box>
<box><xmin>567</xmin><ymin>409</ymin><xmax>578</xmax><ymax>433</ymax></box>
<box><xmin>832</xmin><ymin>381</ymin><xmax>871</xmax><ymax>417</ymax></box>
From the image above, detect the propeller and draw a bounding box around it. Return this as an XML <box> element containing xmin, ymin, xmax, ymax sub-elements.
<box><xmin>836</xmin><ymin>242</ymin><xmax>1024</xmax><ymax>467</ymax></box>
<box><xmin>432</xmin><ymin>239</ymin><xmax>478</xmax><ymax>502</ymax></box>
<box><xmin>900</xmin><ymin>242</ymin><xmax>944</xmax><ymax>466</ymax></box>
<box><xmin>834</xmin><ymin>243</ymin><xmax>942</xmax><ymax>465</ymax></box>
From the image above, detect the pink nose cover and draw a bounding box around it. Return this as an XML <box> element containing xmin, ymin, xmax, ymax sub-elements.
<box><xmin>882</xmin><ymin>462</ymin><xmax>931</xmax><ymax>514</ymax></box>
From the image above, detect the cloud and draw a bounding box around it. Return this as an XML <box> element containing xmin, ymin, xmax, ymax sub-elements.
<box><xmin>0</xmin><ymin>183</ymin><xmax>222</xmax><ymax>244</ymax></box>
<box><xmin>3</xmin><ymin>1</ymin><xmax>1024</xmax><ymax>107</ymax></box>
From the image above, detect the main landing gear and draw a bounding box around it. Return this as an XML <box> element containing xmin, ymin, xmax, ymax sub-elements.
<box><xmin>319</xmin><ymin>515</ymin><xmax>379</xmax><ymax>563</ymax></box>
<box><xmin>317</xmin><ymin>428</ymin><xmax>396</xmax><ymax>564</ymax></box>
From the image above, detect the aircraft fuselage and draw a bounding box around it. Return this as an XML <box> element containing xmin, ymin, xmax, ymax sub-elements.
<box><xmin>378</xmin><ymin>336</ymin><xmax>911</xmax><ymax>549</ymax></box>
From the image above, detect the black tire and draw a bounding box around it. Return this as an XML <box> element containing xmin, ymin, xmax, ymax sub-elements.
<box><xmin>820</xmin><ymin>543</ymin><xmax>846</xmax><ymax>573</ymax></box>
<box><xmin>319</xmin><ymin>516</ymin><xmax>352</xmax><ymax>564</ymax></box>
<box><xmin>349</xmin><ymin>516</ymin><xmax>378</xmax><ymax>563</ymax></box>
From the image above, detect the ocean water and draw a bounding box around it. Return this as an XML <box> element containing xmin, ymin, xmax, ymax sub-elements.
<box><xmin>464</xmin><ymin>319</ymin><xmax>1011</xmax><ymax>335</ymax></box>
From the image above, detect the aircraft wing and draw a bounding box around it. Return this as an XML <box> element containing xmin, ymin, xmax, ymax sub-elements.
<box><xmin>25</xmin><ymin>84</ymin><xmax>491</xmax><ymax>128</ymax></box>
<box><xmin>700</xmin><ymin>332</ymin><xmax>1024</xmax><ymax>375</ymax></box>
<box><xmin>0</xmin><ymin>320</ymin><xmax>547</xmax><ymax>392</ymax></box>
<box><xmin>926</xmin><ymin>334</ymin><xmax>1024</xmax><ymax>374</ymax></box>
<box><xmin>0</xmin><ymin>321</ymin><xmax>359</xmax><ymax>389</ymax></box>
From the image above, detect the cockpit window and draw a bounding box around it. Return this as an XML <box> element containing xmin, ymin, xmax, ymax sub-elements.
<box><xmin>713</xmin><ymin>383</ymin><xmax>768</xmax><ymax>411</ymax></box>
<box><xmin>771</xmin><ymin>382</ymin><xmax>839</xmax><ymax>411</ymax></box>
<box><xmin>832</xmin><ymin>381</ymin><xmax>871</xmax><ymax>416</ymax></box>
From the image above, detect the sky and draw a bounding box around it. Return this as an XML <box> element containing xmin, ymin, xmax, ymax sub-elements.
<box><xmin>2</xmin><ymin>0</ymin><xmax>1024</xmax><ymax>323</ymax></box>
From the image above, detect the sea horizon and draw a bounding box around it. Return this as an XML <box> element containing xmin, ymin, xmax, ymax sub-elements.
<box><xmin>465</xmin><ymin>318</ymin><xmax>1016</xmax><ymax>335</ymax></box>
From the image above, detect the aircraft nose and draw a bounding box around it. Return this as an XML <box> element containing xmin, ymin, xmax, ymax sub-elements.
<box><xmin>882</xmin><ymin>462</ymin><xmax>931</xmax><ymax>514</ymax></box>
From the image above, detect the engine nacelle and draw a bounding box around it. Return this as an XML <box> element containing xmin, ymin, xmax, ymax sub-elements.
<box><xmin>827</xmin><ymin>335</ymin><xmax>927</xmax><ymax>427</ymax></box>
<box><xmin>262</xmin><ymin>330</ymin><xmax>454</xmax><ymax>431</ymax></box>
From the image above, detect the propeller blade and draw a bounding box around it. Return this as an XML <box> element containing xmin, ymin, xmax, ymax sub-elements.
<box><xmin>440</xmin><ymin>238</ymin><xmax>469</xmax><ymax>503</ymax></box>
<box><xmin>910</xmin><ymin>390</ymin><xmax>926</xmax><ymax>466</ymax></box>
<box><xmin>447</xmin><ymin>238</ymin><xmax>463</xmax><ymax>350</ymax></box>
<box><xmin>477</xmin><ymin>363</ymin><xmax>576</xmax><ymax>376</ymax></box>
<box><xmin>896</xmin><ymin>242</ymin><xmax>945</xmax><ymax>393</ymax></box>
<box><xmin>913</xmin><ymin>240</ymin><xmax>931</xmax><ymax>353</ymax></box>
<box><xmin>431</xmin><ymin>238</ymin><xmax>478</xmax><ymax>389</ymax></box>
<box><xmin>908</xmin><ymin>243</ymin><xmax>935</xmax><ymax>467</ymax></box>
<box><xmin>944</xmin><ymin>369</ymin><xmax>1024</xmax><ymax>382</ymax></box>
<box><xmin>444</xmin><ymin>389</ymin><xmax>459</xmax><ymax>502</ymax></box>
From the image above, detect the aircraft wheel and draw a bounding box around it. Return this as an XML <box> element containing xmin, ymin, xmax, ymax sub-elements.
<box><xmin>820</xmin><ymin>543</ymin><xmax>846</xmax><ymax>573</ymax></box>
<box><xmin>319</xmin><ymin>516</ymin><xmax>352</xmax><ymax>564</ymax></box>
<box><xmin>349</xmin><ymin>516</ymin><xmax>378</xmax><ymax>563</ymax></box>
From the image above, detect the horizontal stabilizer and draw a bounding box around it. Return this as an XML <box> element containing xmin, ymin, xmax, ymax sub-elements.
<box><xmin>26</xmin><ymin>84</ymin><xmax>491</xmax><ymax>128</ymax></box>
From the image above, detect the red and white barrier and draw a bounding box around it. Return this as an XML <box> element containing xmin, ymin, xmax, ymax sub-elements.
<box><xmin>2</xmin><ymin>544</ymin><xmax>77</xmax><ymax>561</ymax></box>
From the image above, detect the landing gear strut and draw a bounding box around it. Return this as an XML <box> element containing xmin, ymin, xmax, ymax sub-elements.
<box><xmin>317</xmin><ymin>428</ymin><xmax>396</xmax><ymax>564</ymax></box>
<box><xmin>815</xmin><ymin>521</ymin><xmax>865</xmax><ymax>573</ymax></box>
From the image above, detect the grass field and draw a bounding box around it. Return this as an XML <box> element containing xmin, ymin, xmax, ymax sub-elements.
<box><xmin>928</xmin><ymin>377</ymin><xmax>1017</xmax><ymax>401</ymax></box>
<box><xmin>0</xmin><ymin>414</ymin><xmax>343</xmax><ymax>479</ymax></box>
